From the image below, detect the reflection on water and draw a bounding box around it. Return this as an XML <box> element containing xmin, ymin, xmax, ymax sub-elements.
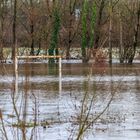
<box><xmin>0</xmin><ymin>63</ymin><xmax>140</xmax><ymax>140</ymax></box>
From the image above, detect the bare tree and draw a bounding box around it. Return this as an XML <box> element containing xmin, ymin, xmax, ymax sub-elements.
<box><xmin>12</xmin><ymin>0</ymin><xmax>17</xmax><ymax>60</ymax></box>
<box><xmin>118</xmin><ymin>0</ymin><xmax>140</xmax><ymax>64</ymax></box>
<box><xmin>64</xmin><ymin>0</ymin><xmax>79</xmax><ymax>59</ymax></box>
<box><xmin>108</xmin><ymin>0</ymin><xmax>113</xmax><ymax>64</ymax></box>
<box><xmin>128</xmin><ymin>1</ymin><xmax>140</xmax><ymax>63</ymax></box>
<box><xmin>93</xmin><ymin>0</ymin><xmax>106</xmax><ymax>50</ymax></box>
<box><xmin>0</xmin><ymin>0</ymin><xmax>6</xmax><ymax>62</ymax></box>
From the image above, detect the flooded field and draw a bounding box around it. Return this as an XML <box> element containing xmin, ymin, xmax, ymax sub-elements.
<box><xmin>0</xmin><ymin>61</ymin><xmax>140</xmax><ymax>140</ymax></box>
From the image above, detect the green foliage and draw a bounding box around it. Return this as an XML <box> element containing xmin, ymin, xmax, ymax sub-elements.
<box><xmin>81</xmin><ymin>0</ymin><xmax>88</xmax><ymax>58</ymax></box>
<box><xmin>89</xmin><ymin>2</ymin><xmax>96</xmax><ymax>48</ymax></box>
<box><xmin>81</xmin><ymin>0</ymin><xmax>97</xmax><ymax>61</ymax></box>
<box><xmin>48</xmin><ymin>9</ymin><xmax>61</xmax><ymax>63</ymax></box>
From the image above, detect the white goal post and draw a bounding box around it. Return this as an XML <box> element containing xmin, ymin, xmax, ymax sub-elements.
<box><xmin>14</xmin><ymin>55</ymin><xmax>62</xmax><ymax>94</ymax></box>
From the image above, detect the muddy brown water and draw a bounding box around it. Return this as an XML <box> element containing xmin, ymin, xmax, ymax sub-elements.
<box><xmin>0</xmin><ymin>62</ymin><xmax>140</xmax><ymax>140</ymax></box>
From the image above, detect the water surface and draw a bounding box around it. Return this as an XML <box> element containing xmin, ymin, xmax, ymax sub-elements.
<box><xmin>0</xmin><ymin>62</ymin><xmax>140</xmax><ymax>140</ymax></box>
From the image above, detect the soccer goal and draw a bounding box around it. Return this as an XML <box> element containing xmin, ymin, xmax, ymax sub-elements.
<box><xmin>14</xmin><ymin>55</ymin><xmax>62</xmax><ymax>94</ymax></box>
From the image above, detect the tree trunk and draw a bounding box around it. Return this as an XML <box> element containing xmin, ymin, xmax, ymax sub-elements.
<box><xmin>108</xmin><ymin>0</ymin><xmax>112</xmax><ymax>65</ymax></box>
<box><xmin>0</xmin><ymin>44</ymin><xmax>3</xmax><ymax>62</ymax></box>
<box><xmin>119</xmin><ymin>11</ymin><xmax>124</xmax><ymax>63</ymax></box>
<box><xmin>66</xmin><ymin>0</ymin><xmax>77</xmax><ymax>59</ymax></box>
<box><xmin>0</xmin><ymin>6</ymin><xmax>4</xmax><ymax>62</ymax></box>
<box><xmin>30</xmin><ymin>22</ymin><xmax>35</xmax><ymax>55</ymax></box>
<box><xmin>128</xmin><ymin>4</ymin><xmax>140</xmax><ymax>64</ymax></box>
<box><xmin>12</xmin><ymin>0</ymin><xmax>17</xmax><ymax>60</ymax></box>
<box><xmin>94</xmin><ymin>0</ymin><xmax>105</xmax><ymax>49</ymax></box>
<box><xmin>29</xmin><ymin>0</ymin><xmax>34</xmax><ymax>55</ymax></box>
<box><xmin>66</xmin><ymin>0</ymin><xmax>72</xmax><ymax>59</ymax></box>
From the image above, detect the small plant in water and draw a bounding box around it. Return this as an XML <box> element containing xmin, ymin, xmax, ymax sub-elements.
<box><xmin>95</xmin><ymin>49</ymin><xmax>107</xmax><ymax>63</ymax></box>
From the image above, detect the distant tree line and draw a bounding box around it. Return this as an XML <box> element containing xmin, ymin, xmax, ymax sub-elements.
<box><xmin>0</xmin><ymin>0</ymin><xmax>139</xmax><ymax>64</ymax></box>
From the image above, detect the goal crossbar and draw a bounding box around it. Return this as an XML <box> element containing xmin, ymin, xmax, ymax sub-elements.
<box><xmin>16</xmin><ymin>55</ymin><xmax>62</xmax><ymax>59</ymax></box>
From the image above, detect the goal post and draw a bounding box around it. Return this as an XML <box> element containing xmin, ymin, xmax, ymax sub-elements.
<box><xmin>14</xmin><ymin>55</ymin><xmax>62</xmax><ymax>94</ymax></box>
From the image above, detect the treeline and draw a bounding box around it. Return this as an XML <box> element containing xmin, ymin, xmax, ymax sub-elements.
<box><xmin>0</xmin><ymin>0</ymin><xmax>139</xmax><ymax>64</ymax></box>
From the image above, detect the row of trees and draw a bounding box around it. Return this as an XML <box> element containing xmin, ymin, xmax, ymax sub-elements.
<box><xmin>0</xmin><ymin>0</ymin><xmax>139</xmax><ymax>63</ymax></box>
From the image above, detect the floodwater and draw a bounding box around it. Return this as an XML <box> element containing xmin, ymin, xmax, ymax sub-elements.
<box><xmin>0</xmin><ymin>61</ymin><xmax>140</xmax><ymax>140</ymax></box>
